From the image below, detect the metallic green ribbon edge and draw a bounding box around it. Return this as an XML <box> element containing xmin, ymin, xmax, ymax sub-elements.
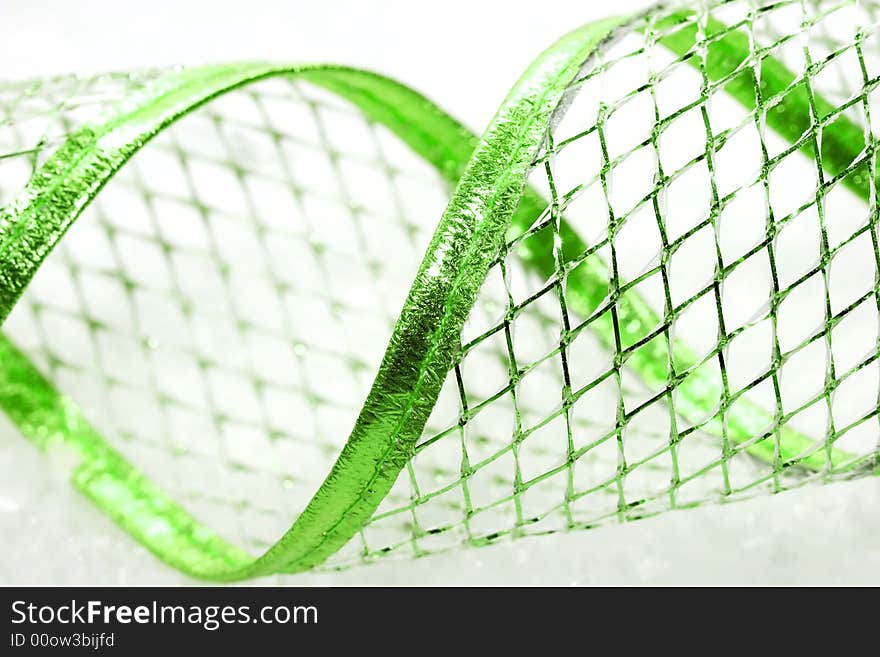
<box><xmin>0</xmin><ymin>10</ymin><xmax>874</xmax><ymax>579</ymax></box>
<box><xmin>0</xmin><ymin>63</ymin><xmax>487</xmax><ymax>579</ymax></box>
<box><xmin>0</xmin><ymin>17</ymin><xmax>629</xmax><ymax>579</ymax></box>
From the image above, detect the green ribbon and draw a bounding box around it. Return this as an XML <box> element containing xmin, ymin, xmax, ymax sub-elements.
<box><xmin>0</xmin><ymin>7</ymin><xmax>876</xmax><ymax>580</ymax></box>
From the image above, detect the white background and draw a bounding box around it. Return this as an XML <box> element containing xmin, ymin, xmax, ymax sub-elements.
<box><xmin>1</xmin><ymin>0</ymin><xmax>878</xmax><ymax>584</ymax></box>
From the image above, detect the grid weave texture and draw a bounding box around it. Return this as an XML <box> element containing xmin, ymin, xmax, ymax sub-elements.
<box><xmin>341</xmin><ymin>0</ymin><xmax>880</xmax><ymax>567</ymax></box>
<box><xmin>1</xmin><ymin>0</ymin><xmax>879</xmax><ymax>574</ymax></box>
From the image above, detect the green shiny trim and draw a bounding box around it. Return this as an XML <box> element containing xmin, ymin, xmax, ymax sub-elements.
<box><xmin>0</xmin><ymin>8</ymin><xmax>875</xmax><ymax>579</ymax></box>
<box><xmin>0</xmin><ymin>17</ymin><xmax>630</xmax><ymax>578</ymax></box>
<box><xmin>0</xmin><ymin>63</ymin><xmax>487</xmax><ymax>579</ymax></box>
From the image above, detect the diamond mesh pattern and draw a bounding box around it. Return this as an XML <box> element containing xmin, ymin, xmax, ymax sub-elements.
<box><xmin>332</xmin><ymin>0</ymin><xmax>880</xmax><ymax>568</ymax></box>
<box><xmin>1</xmin><ymin>0</ymin><xmax>879</xmax><ymax>574</ymax></box>
<box><xmin>2</xmin><ymin>75</ymin><xmax>454</xmax><ymax>555</ymax></box>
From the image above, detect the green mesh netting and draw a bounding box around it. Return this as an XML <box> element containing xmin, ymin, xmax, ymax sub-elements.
<box><xmin>1</xmin><ymin>0</ymin><xmax>879</xmax><ymax>580</ymax></box>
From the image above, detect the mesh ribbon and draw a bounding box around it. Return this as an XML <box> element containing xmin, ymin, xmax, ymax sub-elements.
<box><xmin>1</xmin><ymin>0</ymin><xmax>879</xmax><ymax>579</ymax></box>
